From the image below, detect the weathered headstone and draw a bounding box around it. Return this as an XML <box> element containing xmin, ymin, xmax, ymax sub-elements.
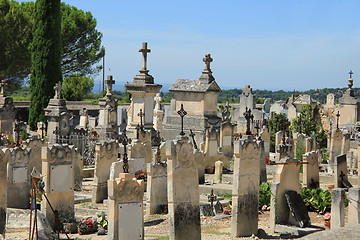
<box><xmin>92</xmin><ymin>140</ymin><xmax>119</xmax><ymax>203</ymax></box>
<box><xmin>284</xmin><ymin>190</ymin><xmax>310</xmax><ymax>227</ymax></box>
<box><xmin>329</xmin><ymin>129</ymin><xmax>343</xmax><ymax>171</ymax></box>
<box><xmin>348</xmin><ymin>187</ymin><xmax>360</xmax><ymax>225</ymax></box>
<box><xmin>220</xmin><ymin>119</ymin><xmax>234</xmax><ymax>159</ymax></box>
<box><xmin>194</xmin><ymin>149</ymin><xmax>205</xmax><ymax>184</ymax></box>
<box><xmin>167</xmin><ymin>136</ymin><xmax>201</xmax><ymax>240</ymax></box>
<box><xmin>214</xmin><ymin>161</ymin><xmax>223</xmax><ymax>183</ymax></box>
<box><xmin>0</xmin><ymin>80</ymin><xmax>15</xmax><ymax>135</ymax></box>
<box><xmin>331</xmin><ymin>188</ymin><xmax>345</xmax><ymax>229</ymax></box>
<box><xmin>334</xmin><ymin>154</ymin><xmax>352</xmax><ymax>188</ymax></box>
<box><xmin>23</xmin><ymin>137</ymin><xmax>47</xmax><ymax>174</ymax></box>
<box><xmin>275</xmin><ymin>131</ymin><xmax>284</xmax><ymax>146</ymax></box>
<box><xmin>41</xmin><ymin>145</ymin><xmax>75</xmax><ymax>230</ymax></box>
<box><xmin>303</xmin><ymin>151</ymin><xmax>319</xmax><ymax>189</ymax></box>
<box><xmin>231</xmin><ymin>135</ymin><xmax>261</xmax><ymax>237</ymax></box>
<box><xmin>146</xmin><ymin>161</ymin><xmax>167</xmax><ymax>215</ymax></box>
<box><xmin>0</xmin><ymin>149</ymin><xmax>6</xmax><ymax>236</ymax></box>
<box><xmin>341</xmin><ymin>132</ymin><xmax>351</xmax><ymax>155</ymax></box>
<box><xmin>5</xmin><ymin>147</ymin><xmax>31</xmax><ymax>209</ymax></box>
<box><xmin>107</xmin><ymin>173</ymin><xmax>144</xmax><ymax>240</ymax></box>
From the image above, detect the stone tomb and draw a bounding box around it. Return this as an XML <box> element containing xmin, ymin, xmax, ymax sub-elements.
<box><xmin>302</xmin><ymin>151</ymin><xmax>319</xmax><ymax>189</ymax></box>
<box><xmin>231</xmin><ymin>135</ymin><xmax>261</xmax><ymax>237</ymax></box>
<box><xmin>0</xmin><ymin>150</ymin><xmax>6</xmax><ymax>236</ymax></box>
<box><xmin>334</xmin><ymin>154</ymin><xmax>352</xmax><ymax>188</ymax></box>
<box><xmin>92</xmin><ymin>141</ymin><xmax>119</xmax><ymax>203</ymax></box>
<box><xmin>146</xmin><ymin>161</ymin><xmax>167</xmax><ymax>215</ymax></box>
<box><xmin>23</xmin><ymin>137</ymin><xmax>47</xmax><ymax>173</ymax></box>
<box><xmin>167</xmin><ymin>136</ymin><xmax>201</xmax><ymax>240</ymax></box>
<box><xmin>5</xmin><ymin>147</ymin><xmax>31</xmax><ymax>209</ymax></box>
<box><xmin>107</xmin><ymin>173</ymin><xmax>144</xmax><ymax>240</ymax></box>
<box><xmin>204</xmin><ymin>127</ymin><xmax>229</xmax><ymax>169</ymax></box>
<box><xmin>41</xmin><ymin>145</ymin><xmax>75</xmax><ymax>230</ymax></box>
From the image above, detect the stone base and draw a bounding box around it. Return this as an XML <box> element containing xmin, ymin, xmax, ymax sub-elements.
<box><xmin>274</xmin><ymin>224</ymin><xmax>324</xmax><ymax>237</ymax></box>
<box><xmin>92</xmin><ymin>183</ymin><xmax>107</xmax><ymax>203</ymax></box>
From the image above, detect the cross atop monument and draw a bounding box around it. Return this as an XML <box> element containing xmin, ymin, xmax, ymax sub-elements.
<box><xmin>243</xmin><ymin>107</ymin><xmax>254</xmax><ymax>135</ymax></box>
<box><xmin>54</xmin><ymin>81</ymin><xmax>62</xmax><ymax>99</ymax></box>
<box><xmin>139</xmin><ymin>42</ymin><xmax>151</xmax><ymax>73</ymax></box>
<box><xmin>177</xmin><ymin>104</ymin><xmax>187</xmax><ymax>136</ymax></box>
<box><xmin>119</xmin><ymin>129</ymin><xmax>131</xmax><ymax>173</ymax></box>
<box><xmin>0</xmin><ymin>80</ymin><xmax>7</xmax><ymax>97</ymax></box>
<box><xmin>349</xmin><ymin>70</ymin><xmax>353</xmax><ymax>79</ymax></box>
<box><xmin>137</xmin><ymin>109</ymin><xmax>145</xmax><ymax>130</ymax></box>
<box><xmin>336</xmin><ymin>111</ymin><xmax>340</xmax><ymax>129</ymax></box>
<box><xmin>105</xmin><ymin>75</ymin><xmax>115</xmax><ymax>95</ymax></box>
<box><xmin>203</xmin><ymin>54</ymin><xmax>213</xmax><ymax>72</ymax></box>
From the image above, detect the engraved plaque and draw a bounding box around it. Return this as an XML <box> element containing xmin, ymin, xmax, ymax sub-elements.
<box><xmin>118</xmin><ymin>202</ymin><xmax>142</xmax><ymax>240</ymax></box>
<box><xmin>50</xmin><ymin>164</ymin><xmax>73</xmax><ymax>193</ymax></box>
<box><xmin>223</xmin><ymin>136</ymin><xmax>232</xmax><ymax>146</ymax></box>
<box><xmin>12</xmin><ymin>167</ymin><xmax>27</xmax><ymax>183</ymax></box>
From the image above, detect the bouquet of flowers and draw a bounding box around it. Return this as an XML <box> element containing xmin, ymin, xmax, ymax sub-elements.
<box><xmin>78</xmin><ymin>218</ymin><xmax>98</xmax><ymax>235</ymax></box>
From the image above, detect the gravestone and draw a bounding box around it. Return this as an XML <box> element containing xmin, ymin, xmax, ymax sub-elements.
<box><xmin>293</xmin><ymin>133</ymin><xmax>306</xmax><ymax>160</ymax></box>
<box><xmin>346</xmin><ymin>151</ymin><xmax>354</xmax><ymax>169</ymax></box>
<box><xmin>167</xmin><ymin>136</ymin><xmax>201</xmax><ymax>240</ymax></box>
<box><xmin>231</xmin><ymin>135</ymin><xmax>261</xmax><ymax>237</ymax></box>
<box><xmin>23</xmin><ymin>137</ymin><xmax>47</xmax><ymax>173</ymax></box>
<box><xmin>194</xmin><ymin>149</ymin><xmax>205</xmax><ymax>184</ymax></box>
<box><xmin>348</xmin><ymin>188</ymin><xmax>360</xmax><ymax>225</ymax></box>
<box><xmin>305</xmin><ymin>135</ymin><xmax>317</xmax><ymax>153</ymax></box>
<box><xmin>204</xmin><ymin>127</ymin><xmax>229</xmax><ymax>169</ymax></box>
<box><xmin>107</xmin><ymin>173</ymin><xmax>144</xmax><ymax>240</ymax></box>
<box><xmin>220</xmin><ymin>119</ymin><xmax>235</xmax><ymax>158</ymax></box>
<box><xmin>341</xmin><ymin>133</ymin><xmax>351</xmax><ymax>155</ymax></box>
<box><xmin>331</xmin><ymin>188</ymin><xmax>345</xmax><ymax>229</ymax></box>
<box><xmin>334</xmin><ymin>154</ymin><xmax>352</xmax><ymax>188</ymax></box>
<box><xmin>5</xmin><ymin>147</ymin><xmax>31</xmax><ymax>209</ymax></box>
<box><xmin>138</xmin><ymin>130</ymin><xmax>153</xmax><ymax>164</ymax></box>
<box><xmin>0</xmin><ymin>80</ymin><xmax>15</xmax><ymax>135</ymax></box>
<box><xmin>0</xmin><ymin>149</ymin><xmax>6</xmax><ymax>236</ymax></box>
<box><xmin>214</xmin><ymin>161</ymin><xmax>223</xmax><ymax>183</ymax></box>
<box><xmin>146</xmin><ymin>161</ymin><xmax>167</xmax><ymax>215</ymax></box>
<box><xmin>259</xmin><ymin>139</ymin><xmax>267</xmax><ymax>184</ymax></box>
<box><xmin>41</xmin><ymin>145</ymin><xmax>75</xmax><ymax>230</ymax></box>
<box><xmin>284</xmin><ymin>190</ymin><xmax>310</xmax><ymax>227</ymax></box>
<box><xmin>200</xmin><ymin>204</ymin><xmax>214</xmax><ymax>216</ymax></box>
<box><xmin>275</xmin><ymin>131</ymin><xmax>284</xmax><ymax>146</ymax></box>
<box><xmin>92</xmin><ymin>140</ymin><xmax>119</xmax><ymax>203</ymax></box>
<box><xmin>303</xmin><ymin>151</ymin><xmax>319</xmax><ymax>189</ymax></box>
<box><xmin>270</xmin><ymin>156</ymin><xmax>301</xmax><ymax>233</ymax></box>
<box><xmin>329</xmin><ymin>129</ymin><xmax>343</xmax><ymax>171</ymax></box>
<box><xmin>214</xmin><ymin>200</ymin><xmax>223</xmax><ymax>214</ymax></box>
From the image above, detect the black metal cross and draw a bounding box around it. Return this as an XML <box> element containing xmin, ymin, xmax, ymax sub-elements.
<box><xmin>208</xmin><ymin>189</ymin><xmax>217</xmax><ymax>210</ymax></box>
<box><xmin>189</xmin><ymin>129</ymin><xmax>198</xmax><ymax>150</ymax></box>
<box><xmin>177</xmin><ymin>104</ymin><xmax>187</xmax><ymax>136</ymax></box>
<box><xmin>39</xmin><ymin>122</ymin><xmax>46</xmax><ymax>139</ymax></box>
<box><xmin>349</xmin><ymin>70</ymin><xmax>353</xmax><ymax>78</ymax></box>
<box><xmin>119</xmin><ymin>129</ymin><xmax>131</xmax><ymax>173</ymax></box>
<box><xmin>336</xmin><ymin>111</ymin><xmax>340</xmax><ymax>129</ymax></box>
<box><xmin>254</xmin><ymin>120</ymin><xmax>261</xmax><ymax>136</ymax></box>
<box><xmin>53</xmin><ymin>126</ymin><xmax>60</xmax><ymax>144</ymax></box>
<box><xmin>243</xmin><ymin>107</ymin><xmax>253</xmax><ymax>135</ymax></box>
<box><xmin>138</xmin><ymin>109</ymin><xmax>145</xmax><ymax>130</ymax></box>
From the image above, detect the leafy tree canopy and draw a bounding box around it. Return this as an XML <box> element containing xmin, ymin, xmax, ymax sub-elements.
<box><xmin>62</xmin><ymin>74</ymin><xmax>94</xmax><ymax>101</ymax></box>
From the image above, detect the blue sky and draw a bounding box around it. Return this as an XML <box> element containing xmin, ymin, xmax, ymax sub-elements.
<box><xmin>45</xmin><ymin>1</ymin><xmax>360</xmax><ymax>91</ymax></box>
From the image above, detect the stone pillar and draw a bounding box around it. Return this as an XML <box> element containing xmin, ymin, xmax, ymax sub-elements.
<box><xmin>41</xmin><ymin>145</ymin><xmax>75</xmax><ymax>230</ymax></box>
<box><xmin>0</xmin><ymin>150</ymin><xmax>6</xmax><ymax>236</ymax></box>
<box><xmin>220</xmin><ymin>119</ymin><xmax>234</xmax><ymax>159</ymax></box>
<box><xmin>331</xmin><ymin>188</ymin><xmax>345</xmax><ymax>229</ymax></box>
<box><xmin>348</xmin><ymin>188</ymin><xmax>360</xmax><ymax>225</ymax></box>
<box><xmin>92</xmin><ymin>141</ymin><xmax>119</xmax><ymax>203</ymax></box>
<box><xmin>259</xmin><ymin>140</ymin><xmax>267</xmax><ymax>184</ymax></box>
<box><xmin>214</xmin><ymin>161</ymin><xmax>223</xmax><ymax>183</ymax></box>
<box><xmin>107</xmin><ymin>173</ymin><xmax>144</xmax><ymax>240</ymax></box>
<box><xmin>303</xmin><ymin>151</ymin><xmax>319</xmax><ymax>189</ymax></box>
<box><xmin>5</xmin><ymin>147</ymin><xmax>31</xmax><ymax>209</ymax></box>
<box><xmin>275</xmin><ymin>131</ymin><xmax>284</xmax><ymax>146</ymax></box>
<box><xmin>231</xmin><ymin>135</ymin><xmax>261</xmax><ymax>237</ymax></box>
<box><xmin>146</xmin><ymin>161</ymin><xmax>167</xmax><ymax>215</ymax></box>
<box><xmin>167</xmin><ymin>136</ymin><xmax>201</xmax><ymax>240</ymax></box>
<box><xmin>329</xmin><ymin>129</ymin><xmax>343</xmax><ymax>171</ymax></box>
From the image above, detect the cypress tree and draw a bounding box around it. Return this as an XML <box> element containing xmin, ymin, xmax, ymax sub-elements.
<box><xmin>29</xmin><ymin>0</ymin><xmax>62</xmax><ymax>130</ymax></box>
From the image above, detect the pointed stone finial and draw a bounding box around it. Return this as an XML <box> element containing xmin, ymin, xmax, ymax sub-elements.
<box><xmin>54</xmin><ymin>81</ymin><xmax>62</xmax><ymax>99</ymax></box>
<box><xmin>139</xmin><ymin>42</ymin><xmax>151</xmax><ymax>73</ymax></box>
<box><xmin>105</xmin><ymin>75</ymin><xmax>115</xmax><ymax>96</ymax></box>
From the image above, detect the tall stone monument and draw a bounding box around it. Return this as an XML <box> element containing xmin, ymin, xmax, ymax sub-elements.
<box><xmin>126</xmin><ymin>42</ymin><xmax>162</xmax><ymax>138</ymax></box>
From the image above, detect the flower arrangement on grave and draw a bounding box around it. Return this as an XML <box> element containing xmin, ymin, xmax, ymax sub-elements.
<box><xmin>0</xmin><ymin>133</ymin><xmax>14</xmax><ymax>146</ymax></box>
<box><xmin>96</xmin><ymin>211</ymin><xmax>108</xmax><ymax>235</ymax></box>
<box><xmin>135</xmin><ymin>170</ymin><xmax>147</xmax><ymax>180</ymax></box>
<box><xmin>90</xmin><ymin>130</ymin><xmax>98</xmax><ymax>141</ymax></box>
<box><xmin>223</xmin><ymin>209</ymin><xmax>231</xmax><ymax>215</ymax></box>
<box><xmin>78</xmin><ymin>217</ymin><xmax>98</xmax><ymax>235</ymax></box>
<box><xmin>323</xmin><ymin>212</ymin><xmax>331</xmax><ymax>222</ymax></box>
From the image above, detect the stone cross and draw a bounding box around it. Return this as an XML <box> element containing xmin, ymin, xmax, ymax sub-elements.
<box><xmin>0</xmin><ymin>80</ymin><xmax>7</xmax><ymax>97</ymax></box>
<box><xmin>139</xmin><ymin>42</ymin><xmax>151</xmax><ymax>72</ymax></box>
<box><xmin>208</xmin><ymin>189</ymin><xmax>217</xmax><ymax>210</ymax></box>
<box><xmin>138</xmin><ymin>109</ymin><xmax>145</xmax><ymax>130</ymax></box>
<box><xmin>189</xmin><ymin>129</ymin><xmax>198</xmax><ymax>150</ymax></box>
<box><xmin>53</xmin><ymin>81</ymin><xmax>62</xmax><ymax>99</ymax></box>
<box><xmin>203</xmin><ymin>53</ymin><xmax>213</xmax><ymax>71</ymax></box>
<box><xmin>349</xmin><ymin>70</ymin><xmax>353</xmax><ymax>78</ymax></box>
<box><xmin>336</xmin><ymin>111</ymin><xmax>340</xmax><ymax>129</ymax></box>
<box><xmin>177</xmin><ymin>104</ymin><xmax>187</xmax><ymax>136</ymax></box>
<box><xmin>105</xmin><ymin>75</ymin><xmax>115</xmax><ymax>95</ymax></box>
<box><xmin>243</xmin><ymin>107</ymin><xmax>253</xmax><ymax>135</ymax></box>
<box><xmin>223</xmin><ymin>101</ymin><xmax>231</xmax><ymax>119</ymax></box>
<box><xmin>119</xmin><ymin>129</ymin><xmax>131</xmax><ymax>173</ymax></box>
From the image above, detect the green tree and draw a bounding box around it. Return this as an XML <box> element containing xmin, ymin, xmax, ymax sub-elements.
<box><xmin>0</xmin><ymin>0</ymin><xmax>33</xmax><ymax>91</ymax></box>
<box><xmin>268</xmin><ymin>113</ymin><xmax>290</xmax><ymax>152</ymax></box>
<box><xmin>29</xmin><ymin>0</ymin><xmax>62</xmax><ymax>130</ymax></box>
<box><xmin>62</xmin><ymin>74</ymin><xmax>94</xmax><ymax>101</ymax></box>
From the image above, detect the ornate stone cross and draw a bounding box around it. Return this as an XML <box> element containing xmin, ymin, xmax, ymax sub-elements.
<box><xmin>105</xmin><ymin>75</ymin><xmax>115</xmax><ymax>95</ymax></box>
<box><xmin>139</xmin><ymin>42</ymin><xmax>151</xmax><ymax>72</ymax></box>
<box><xmin>189</xmin><ymin>129</ymin><xmax>198</xmax><ymax>150</ymax></box>
<box><xmin>243</xmin><ymin>107</ymin><xmax>254</xmax><ymax>135</ymax></box>
<box><xmin>336</xmin><ymin>111</ymin><xmax>340</xmax><ymax>129</ymax></box>
<box><xmin>53</xmin><ymin>81</ymin><xmax>62</xmax><ymax>99</ymax></box>
<box><xmin>177</xmin><ymin>104</ymin><xmax>187</xmax><ymax>136</ymax></box>
<box><xmin>207</xmin><ymin>189</ymin><xmax>217</xmax><ymax>210</ymax></box>
<box><xmin>138</xmin><ymin>109</ymin><xmax>145</xmax><ymax>130</ymax></box>
<box><xmin>203</xmin><ymin>53</ymin><xmax>213</xmax><ymax>72</ymax></box>
<box><xmin>119</xmin><ymin>129</ymin><xmax>131</xmax><ymax>173</ymax></box>
<box><xmin>0</xmin><ymin>80</ymin><xmax>7</xmax><ymax>97</ymax></box>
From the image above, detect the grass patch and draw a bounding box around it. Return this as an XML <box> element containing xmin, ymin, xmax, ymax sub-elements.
<box><xmin>146</xmin><ymin>236</ymin><xmax>169</xmax><ymax>240</ymax></box>
<box><xmin>207</xmin><ymin>230</ymin><xmax>231</xmax><ymax>235</ymax></box>
<box><xmin>201</xmin><ymin>224</ymin><xmax>217</xmax><ymax>230</ymax></box>
<box><xmin>216</xmin><ymin>193</ymin><xmax>232</xmax><ymax>200</ymax></box>
<box><xmin>80</xmin><ymin>202</ymin><xmax>99</xmax><ymax>209</ymax></box>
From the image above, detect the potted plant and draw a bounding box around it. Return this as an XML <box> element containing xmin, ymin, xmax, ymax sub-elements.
<box><xmin>324</xmin><ymin>212</ymin><xmax>331</xmax><ymax>229</ymax></box>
